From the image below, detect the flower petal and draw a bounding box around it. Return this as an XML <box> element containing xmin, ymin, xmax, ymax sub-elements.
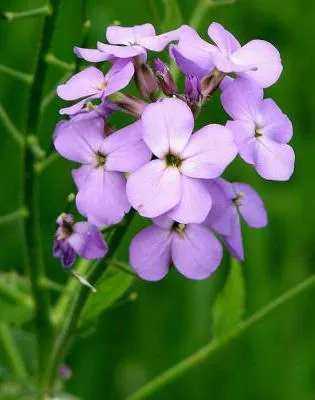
<box><xmin>59</xmin><ymin>95</ymin><xmax>100</xmax><ymax>116</ymax></box>
<box><xmin>141</xmin><ymin>98</ymin><xmax>194</xmax><ymax>157</ymax></box>
<box><xmin>129</xmin><ymin>225</ymin><xmax>172</xmax><ymax>281</ymax></box>
<box><xmin>221</xmin><ymin>216</ymin><xmax>244</xmax><ymax>261</ymax></box>
<box><xmin>100</xmin><ymin>121</ymin><xmax>151</xmax><ymax>172</ymax></box>
<box><xmin>76</xmin><ymin>169</ymin><xmax>130</xmax><ymax>226</ymax></box>
<box><xmin>106</xmin><ymin>24</ymin><xmax>156</xmax><ymax>45</ymax></box>
<box><xmin>69</xmin><ymin>222</ymin><xmax>108</xmax><ymax>259</ymax></box>
<box><xmin>254</xmin><ymin>136</ymin><xmax>295</xmax><ymax>181</ymax></box>
<box><xmin>57</xmin><ymin>67</ymin><xmax>105</xmax><ymax>100</ymax></box>
<box><xmin>231</xmin><ymin>40</ymin><xmax>283</xmax><ymax>88</ymax></box>
<box><xmin>168</xmin><ymin>175</ymin><xmax>212</xmax><ymax>223</ymax></box>
<box><xmin>180</xmin><ymin>124</ymin><xmax>237</xmax><ymax>178</ymax></box>
<box><xmin>232</xmin><ymin>182</ymin><xmax>267</xmax><ymax>228</ymax></box>
<box><xmin>138</xmin><ymin>27</ymin><xmax>183</xmax><ymax>51</ymax></box>
<box><xmin>208</xmin><ymin>22</ymin><xmax>241</xmax><ymax>56</ymax></box>
<box><xmin>126</xmin><ymin>160</ymin><xmax>181</xmax><ymax>218</ymax></box>
<box><xmin>54</xmin><ymin>117</ymin><xmax>104</xmax><ymax>163</ymax></box>
<box><xmin>103</xmin><ymin>60</ymin><xmax>134</xmax><ymax>97</ymax></box>
<box><xmin>74</xmin><ymin>47</ymin><xmax>114</xmax><ymax>62</ymax></box>
<box><xmin>97</xmin><ymin>41</ymin><xmax>146</xmax><ymax>59</ymax></box>
<box><xmin>172</xmin><ymin>224</ymin><xmax>223</xmax><ymax>280</ymax></box>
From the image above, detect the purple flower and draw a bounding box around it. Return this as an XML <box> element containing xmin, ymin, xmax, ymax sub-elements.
<box><xmin>53</xmin><ymin>213</ymin><xmax>108</xmax><ymax>268</ymax></box>
<box><xmin>126</xmin><ymin>98</ymin><xmax>237</xmax><ymax>223</ymax></box>
<box><xmin>54</xmin><ymin>117</ymin><xmax>151</xmax><ymax>226</ymax></box>
<box><xmin>205</xmin><ymin>178</ymin><xmax>268</xmax><ymax>260</ymax></box>
<box><xmin>57</xmin><ymin>60</ymin><xmax>134</xmax><ymax>115</ymax></box>
<box><xmin>185</xmin><ymin>75</ymin><xmax>202</xmax><ymax>103</ymax></box>
<box><xmin>171</xmin><ymin>22</ymin><xmax>282</xmax><ymax>88</ymax></box>
<box><xmin>76</xmin><ymin>23</ymin><xmax>184</xmax><ymax>64</ymax></box>
<box><xmin>221</xmin><ymin>78</ymin><xmax>294</xmax><ymax>181</ymax></box>
<box><xmin>129</xmin><ymin>215</ymin><xmax>222</xmax><ymax>281</ymax></box>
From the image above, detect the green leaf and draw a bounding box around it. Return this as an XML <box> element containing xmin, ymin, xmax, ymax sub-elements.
<box><xmin>0</xmin><ymin>273</ymin><xmax>34</xmax><ymax>326</ymax></box>
<box><xmin>212</xmin><ymin>258</ymin><xmax>245</xmax><ymax>338</ymax></box>
<box><xmin>160</xmin><ymin>0</ymin><xmax>183</xmax><ymax>32</ymax></box>
<box><xmin>79</xmin><ymin>265</ymin><xmax>134</xmax><ymax>328</ymax></box>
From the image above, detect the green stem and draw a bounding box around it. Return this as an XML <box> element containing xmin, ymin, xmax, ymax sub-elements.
<box><xmin>0</xmin><ymin>207</ymin><xmax>29</xmax><ymax>224</ymax></box>
<box><xmin>127</xmin><ymin>273</ymin><xmax>315</xmax><ymax>400</ymax></box>
<box><xmin>0</xmin><ymin>324</ymin><xmax>28</xmax><ymax>378</ymax></box>
<box><xmin>44</xmin><ymin>210</ymin><xmax>136</xmax><ymax>394</ymax></box>
<box><xmin>0</xmin><ymin>64</ymin><xmax>33</xmax><ymax>84</ymax></box>
<box><xmin>0</xmin><ymin>280</ymin><xmax>33</xmax><ymax>309</ymax></box>
<box><xmin>0</xmin><ymin>104</ymin><xmax>24</xmax><ymax>147</ymax></box>
<box><xmin>35</xmin><ymin>152</ymin><xmax>60</xmax><ymax>174</ymax></box>
<box><xmin>21</xmin><ymin>0</ymin><xmax>61</xmax><ymax>394</ymax></box>
<box><xmin>40</xmin><ymin>71</ymin><xmax>72</xmax><ymax>113</ymax></box>
<box><xmin>0</xmin><ymin>5</ymin><xmax>52</xmax><ymax>22</ymax></box>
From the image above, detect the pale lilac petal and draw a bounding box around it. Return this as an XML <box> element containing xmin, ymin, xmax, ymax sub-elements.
<box><xmin>221</xmin><ymin>216</ymin><xmax>244</xmax><ymax>261</ymax></box>
<box><xmin>97</xmin><ymin>42</ymin><xmax>146</xmax><ymax>59</ymax></box>
<box><xmin>59</xmin><ymin>95</ymin><xmax>100</xmax><ymax>116</ymax></box>
<box><xmin>129</xmin><ymin>225</ymin><xmax>172</xmax><ymax>281</ymax></box>
<box><xmin>69</xmin><ymin>222</ymin><xmax>108</xmax><ymax>259</ymax></box>
<box><xmin>204</xmin><ymin>178</ymin><xmax>236</xmax><ymax>236</ymax></box>
<box><xmin>100</xmin><ymin>121</ymin><xmax>151</xmax><ymax>172</ymax></box>
<box><xmin>258</xmin><ymin>99</ymin><xmax>293</xmax><ymax>143</ymax></box>
<box><xmin>232</xmin><ymin>182</ymin><xmax>267</xmax><ymax>228</ymax></box>
<box><xmin>221</xmin><ymin>77</ymin><xmax>263</xmax><ymax>120</ymax></box>
<box><xmin>72</xmin><ymin>164</ymin><xmax>94</xmax><ymax>189</ymax></box>
<box><xmin>207</xmin><ymin>22</ymin><xmax>241</xmax><ymax>56</ymax></box>
<box><xmin>57</xmin><ymin>67</ymin><xmax>105</xmax><ymax>100</ymax></box>
<box><xmin>168</xmin><ymin>175</ymin><xmax>212</xmax><ymax>224</ymax></box>
<box><xmin>74</xmin><ymin>47</ymin><xmax>114</xmax><ymax>62</ymax></box>
<box><xmin>141</xmin><ymin>98</ymin><xmax>194</xmax><ymax>157</ymax></box>
<box><xmin>220</xmin><ymin>76</ymin><xmax>234</xmax><ymax>91</ymax></box>
<box><xmin>226</xmin><ymin>120</ymin><xmax>256</xmax><ymax>164</ymax></box>
<box><xmin>231</xmin><ymin>40</ymin><xmax>283</xmax><ymax>88</ymax></box>
<box><xmin>170</xmin><ymin>44</ymin><xmax>212</xmax><ymax>79</ymax></box>
<box><xmin>254</xmin><ymin>136</ymin><xmax>295</xmax><ymax>181</ymax></box>
<box><xmin>106</xmin><ymin>24</ymin><xmax>156</xmax><ymax>45</ymax></box>
<box><xmin>180</xmin><ymin>124</ymin><xmax>237</xmax><ymax>178</ymax></box>
<box><xmin>103</xmin><ymin>60</ymin><xmax>134</xmax><ymax>97</ymax></box>
<box><xmin>126</xmin><ymin>160</ymin><xmax>181</xmax><ymax>218</ymax></box>
<box><xmin>76</xmin><ymin>169</ymin><xmax>130</xmax><ymax>226</ymax></box>
<box><xmin>172</xmin><ymin>224</ymin><xmax>223</xmax><ymax>280</ymax></box>
<box><xmin>54</xmin><ymin>117</ymin><xmax>104</xmax><ymax>163</ymax></box>
<box><xmin>152</xmin><ymin>215</ymin><xmax>174</xmax><ymax>230</ymax></box>
<box><xmin>138</xmin><ymin>27</ymin><xmax>183</xmax><ymax>51</ymax></box>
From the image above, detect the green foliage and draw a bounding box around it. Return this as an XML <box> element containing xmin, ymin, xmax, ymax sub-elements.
<box><xmin>0</xmin><ymin>273</ymin><xmax>34</xmax><ymax>326</ymax></box>
<box><xmin>212</xmin><ymin>259</ymin><xmax>245</xmax><ymax>338</ymax></box>
<box><xmin>160</xmin><ymin>0</ymin><xmax>183</xmax><ymax>32</ymax></box>
<box><xmin>79</xmin><ymin>266</ymin><xmax>134</xmax><ymax>328</ymax></box>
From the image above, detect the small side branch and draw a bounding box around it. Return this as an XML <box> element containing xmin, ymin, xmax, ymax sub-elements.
<box><xmin>0</xmin><ymin>5</ymin><xmax>52</xmax><ymax>22</ymax></box>
<box><xmin>0</xmin><ymin>105</ymin><xmax>24</xmax><ymax>147</ymax></box>
<box><xmin>0</xmin><ymin>208</ymin><xmax>29</xmax><ymax>225</ymax></box>
<box><xmin>45</xmin><ymin>53</ymin><xmax>75</xmax><ymax>72</ymax></box>
<box><xmin>0</xmin><ymin>64</ymin><xmax>33</xmax><ymax>84</ymax></box>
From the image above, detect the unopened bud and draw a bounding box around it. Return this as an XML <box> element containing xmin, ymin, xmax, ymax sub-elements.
<box><xmin>109</xmin><ymin>93</ymin><xmax>147</xmax><ymax>118</ymax></box>
<box><xmin>201</xmin><ymin>68</ymin><xmax>226</xmax><ymax>99</ymax></box>
<box><xmin>135</xmin><ymin>63</ymin><xmax>158</xmax><ymax>100</ymax></box>
<box><xmin>185</xmin><ymin>75</ymin><xmax>202</xmax><ymax>103</ymax></box>
<box><xmin>153</xmin><ymin>58</ymin><xmax>177</xmax><ymax>96</ymax></box>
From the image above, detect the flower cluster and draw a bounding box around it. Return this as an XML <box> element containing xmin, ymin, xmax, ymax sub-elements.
<box><xmin>53</xmin><ymin>22</ymin><xmax>294</xmax><ymax>280</ymax></box>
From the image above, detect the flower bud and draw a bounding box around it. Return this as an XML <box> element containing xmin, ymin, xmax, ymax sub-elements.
<box><xmin>185</xmin><ymin>75</ymin><xmax>201</xmax><ymax>103</ymax></box>
<box><xmin>135</xmin><ymin>63</ymin><xmax>158</xmax><ymax>100</ymax></box>
<box><xmin>109</xmin><ymin>93</ymin><xmax>147</xmax><ymax>118</ymax></box>
<box><xmin>153</xmin><ymin>58</ymin><xmax>177</xmax><ymax>96</ymax></box>
<box><xmin>201</xmin><ymin>68</ymin><xmax>225</xmax><ymax>99</ymax></box>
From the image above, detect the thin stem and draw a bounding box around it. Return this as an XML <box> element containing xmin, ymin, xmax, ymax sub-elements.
<box><xmin>111</xmin><ymin>259</ymin><xmax>137</xmax><ymax>277</ymax></box>
<box><xmin>0</xmin><ymin>279</ymin><xmax>34</xmax><ymax>309</ymax></box>
<box><xmin>0</xmin><ymin>324</ymin><xmax>28</xmax><ymax>378</ymax></box>
<box><xmin>127</xmin><ymin>273</ymin><xmax>315</xmax><ymax>400</ymax></box>
<box><xmin>0</xmin><ymin>64</ymin><xmax>33</xmax><ymax>84</ymax></box>
<box><xmin>35</xmin><ymin>152</ymin><xmax>60</xmax><ymax>174</ymax></box>
<box><xmin>0</xmin><ymin>5</ymin><xmax>52</xmax><ymax>22</ymax></box>
<box><xmin>40</xmin><ymin>71</ymin><xmax>72</xmax><ymax>113</ymax></box>
<box><xmin>0</xmin><ymin>104</ymin><xmax>24</xmax><ymax>147</ymax></box>
<box><xmin>44</xmin><ymin>210</ymin><xmax>136</xmax><ymax>394</ymax></box>
<box><xmin>0</xmin><ymin>207</ymin><xmax>29</xmax><ymax>225</ymax></box>
<box><xmin>45</xmin><ymin>53</ymin><xmax>75</xmax><ymax>72</ymax></box>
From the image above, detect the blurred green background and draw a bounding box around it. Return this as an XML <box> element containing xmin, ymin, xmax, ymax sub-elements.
<box><xmin>0</xmin><ymin>0</ymin><xmax>314</xmax><ymax>399</ymax></box>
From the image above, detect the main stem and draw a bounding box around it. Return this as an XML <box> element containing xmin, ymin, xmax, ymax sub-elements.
<box><xmin>21</xmin><ymin>0</ymin><xmax>60</xmax><ymax>395</ymax></box>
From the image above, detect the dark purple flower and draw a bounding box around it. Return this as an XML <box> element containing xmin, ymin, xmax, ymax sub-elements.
<box><xmin>53</xmin><ymin>213</ymin><xmax>108</xmax><ymax>268</ymax></box>
<box><xmin>221</xmin><ymin>78</ymin><xmax>294</xmax><ymax>180</ymax></box>
<box><xmin>205</xmin><ymin>178</ymin><xmax>268</xmax><ymax>260</ymax></box>
<box><xmin>153</xmin><ymin>58</ymin><xmax>177</xmax><ymax>96</ymax></box>
<box><xmin>129</xmin><ymin>215</ymin><xmax>222</xmax><ymax>281</ymax></box>
<box><xmin>57</xmin><ymin>60</ymin><xmax>134</xmax><ymax>115</ymax></box>
<box><xmin>185</xmin><ymin>75</ymin><xmax>202</xmax><ymax>103</ymax></box>
<box><xmin>126</xmin><ymin>98</ymin><xmax>237</xmax><ymax>223</ymax></box>
<box><xmin>54</xmin><ymin>117</ymin><xmax>151</xmax><ymax>226</ymax></box>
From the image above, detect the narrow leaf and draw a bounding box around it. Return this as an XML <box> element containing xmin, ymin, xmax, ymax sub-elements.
<box><xmin>212</xmin><ymin>258</ymin><xmax>245</xmax><ymax>337</ymax></box>
<box><xmin>160</xmin><ymin>0</ymin><xmax>183</xmax><ymax>32</ymax></box>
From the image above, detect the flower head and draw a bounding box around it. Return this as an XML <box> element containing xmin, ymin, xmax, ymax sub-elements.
<box><xmin>54</xmin><ymin>117</ymin><xmax>151</xmax><ymax>226</ymax></box>
<box><xmin>53</xmin><ymin>213</ymin><xmax>108</xmax><ymax>268</ymax></box>
<box><xmin>205</xmin><ymin>178</ymin><xmax>268</xmax><ymax>260</ymax></box>
<box><xmin>127</xmin><ymin>98</ymin><xmax>237</xmax><ymax>223</ymax></box>
<box><xmin>129</xmin><ymin>215</ymin><xmax>222</xmax><ymax>281</ymax></box>
<box><xmin>221</xmin><ymin>77</ymin><xmax>294</xmax><ymax>180</ymax></box>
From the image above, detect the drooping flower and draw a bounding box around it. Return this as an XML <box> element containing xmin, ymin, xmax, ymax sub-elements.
<box><xmin>53</xmin><ymin>213</ymin><xmax>108</xmax><ymax>268</ymax></box>
<box><xmin>54</xmin><ymin>117</ymin><xmax>151</xmax><ymax>226</ymax></box>
<box><xmin>171</xmin><ymin>22</ymin><xmax>282</xmax><ymax>88</ymax></box>
<box><xmin>75</xmin><ymin>23</ymin><xmax>184</xmax><ymax>64</ymax></box>
<box><xmin>205</xmin><ymin>178</ymin><xmax>268</xmax><ymax>260</ymax></box>
<box><xmin>57</xmin><ymin>59</ymin><xmax>134</xmax><ymax>115</ymax></box>
<box><xmin>129</xmin><ymin>215</ymin><xmax>222</xmax><ymax>281</ymax></box>
<box><xmin>221</xmin><ymin>77</ymin><xmax>294</xmax><ymax>180</ymax></box>
<box><xmin>126</xmin><ymin>98</ymin><xmax>237</xmax><ymax>223</ymax></box>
